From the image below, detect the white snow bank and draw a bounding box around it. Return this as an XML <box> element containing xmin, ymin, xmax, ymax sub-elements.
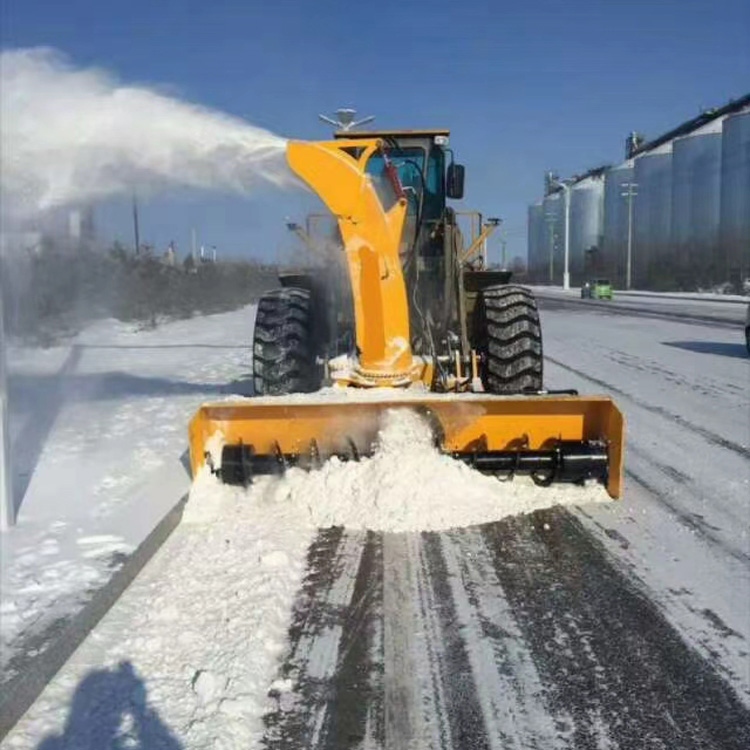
<box><xmin>4</xmin><ymin>469</ymin><xmax>314</xmax><ymax>750</ymax></box>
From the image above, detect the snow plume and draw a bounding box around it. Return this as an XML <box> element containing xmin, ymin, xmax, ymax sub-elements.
<box><xmin>0</xmin><ymin>48</ymin><xmax>292</xmax><ymax>224</ymax></box>
<box><xmin>193</xmin><ymin>408</ymin><xmax>610</xmax><ymax>533</ymax></box>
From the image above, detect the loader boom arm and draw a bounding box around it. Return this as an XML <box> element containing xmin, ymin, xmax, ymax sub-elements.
<box><xmin>286</xmin><ymin>139</ymin><xmax>415</xmax><ymax>383</ymax></box>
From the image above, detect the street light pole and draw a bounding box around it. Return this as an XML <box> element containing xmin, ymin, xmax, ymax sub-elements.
<box><xmin>562</xmin><ymin>183</ymin><xmax>571</xmax><ymax>291</ymax></box>
<box><xmin>545</xmin><ymin>212</ymin><xmax>556</xmax><ymax>283</ymax></box>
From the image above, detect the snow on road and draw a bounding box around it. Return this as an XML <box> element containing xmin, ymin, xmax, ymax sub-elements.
<box><xmin>536</xmin><ymin>292</ymin><xmax>750</xmax><ymax>704</ymax></box>
<box><xmin>2</xmin><ymin>307</ymin><xmax>256</xmax><ymax>678</ymax></box>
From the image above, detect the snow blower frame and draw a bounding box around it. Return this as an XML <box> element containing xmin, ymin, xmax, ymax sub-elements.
<box><xmin>189</xmin><ymin>133</ymin><xmax>625</xmax><ymax>498</ymax></box>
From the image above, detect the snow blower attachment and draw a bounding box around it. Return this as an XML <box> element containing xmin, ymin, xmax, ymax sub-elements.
<box><xmin>189</xmin><ymin>130</ymin><xmax>625</xmax><ymax>498</ymax></box>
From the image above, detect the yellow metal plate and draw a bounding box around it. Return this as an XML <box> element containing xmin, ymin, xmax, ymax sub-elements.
<box><xmin>189</xmin><ymin>395</ymin><xmax>625</xmax><ymax>498</ymax></box>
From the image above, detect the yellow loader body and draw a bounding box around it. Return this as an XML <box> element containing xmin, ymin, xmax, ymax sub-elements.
<box><xmin>188</xmin><ymin>132</ymin><xmax>626</xmax><ymax>498</ymax></box>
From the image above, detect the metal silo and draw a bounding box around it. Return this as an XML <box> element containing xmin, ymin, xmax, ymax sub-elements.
<box><xmin>527</xmin><ymin>202</ymin><xmax>545</xmax><ymax>280</ymax></box>
<box><xmin>633</xmin><ymin>142</ymin><xmax>673</xmax><ymax>288</ymax></box>
<box><xmin>719</xmin><ymin>108</ymin><xmax>750</xmax><ymax>289</ymax></box>
<box><xmin>671</xmin><ymin>119</ymin><xmax>723</xmax><ymax>289</ymax></box>
<box><xmin>603</xmin><ymin>160</ymin><xmax>635</xmax><ymax>287</ymax></box>
<box><xmin>541</xmin><ymin>192</ymin><xmax>563</xmax><ymax>284</ymax></box>
<box><xmin>570</xmin><ymin>176</ymin><xmax>604</xmax><ymax>285</ymax></box>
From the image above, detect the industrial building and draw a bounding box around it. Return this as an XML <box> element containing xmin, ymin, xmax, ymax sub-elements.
<box><xmin>527</xmin><ymin>95</ymin><xmax>750</xmax><ymax>291</ymax></box>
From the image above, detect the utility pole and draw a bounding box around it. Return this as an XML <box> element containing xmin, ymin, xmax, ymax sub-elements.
<box><xmin>562</xmin><ymin>183</ymin><xmax>571</xmax><ymax>290</ymax></box>
<box><xmin>548</xmin><ymin>178</ymin><xmax>572</xmax><ymax>290</ymax></box>
<box><xmin>191</xmin><ymin>227</ymin><xmax>197</xmax><ymax>263</ymax></box>
<box><xmin>132</xmin><ymin>194</ymin><xmax>141</xmax><ymax>255</ymax></box>
<box><xmin>545</xmin><ymin>211</ymin><xmax>557</xmax><ymax>283</ymax></box>
<box><xmin>621</xmin><ymin>182</ymin><xmax>638</xmax><ymax>290</ymax></box>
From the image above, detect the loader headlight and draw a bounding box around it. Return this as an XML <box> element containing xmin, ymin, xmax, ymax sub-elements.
<box><xmin>434</xmin><ymin>135</ymin><xmax>449</xmax><ymax>147</ymax></box>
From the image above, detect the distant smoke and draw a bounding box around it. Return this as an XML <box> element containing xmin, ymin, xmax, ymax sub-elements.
<box><xmin>0</xmin><ymin>48</ymin><xmax>293</xmax><ymax>227</ymax></box>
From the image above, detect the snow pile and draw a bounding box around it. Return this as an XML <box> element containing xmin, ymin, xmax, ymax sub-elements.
<box><xmin>5</xmin><ymin>476</ymin><xmax>314</xmax><ymax>750</ymax></box>
<box><xmin>206</xmin><ymin>408</ymin><xmax>610</xmax><ymax>534</ymax></box>
<box><xmin>0</xmin><ymin>47</ymin><xmax>292</xmax><ymax>224</ymax></box>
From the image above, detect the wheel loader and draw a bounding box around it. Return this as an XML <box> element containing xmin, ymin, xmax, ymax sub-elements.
<box><xmin>189</xmin><ymin>129</ymin><xmax>625</xmax><ymax>497</ymax></box>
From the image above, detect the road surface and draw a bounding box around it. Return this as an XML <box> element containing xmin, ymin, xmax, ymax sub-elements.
<box><xmin>3</xmin><ymin>293</ymin><xmax>749</xmax><ymax>749</ymax></box>
<box><xmin>263</xmin><ymin>291</ymin><xmax>750</xmax><ymax>749</ymax></box>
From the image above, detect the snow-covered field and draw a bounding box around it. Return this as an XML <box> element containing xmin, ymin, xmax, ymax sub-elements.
<box><xmin>1</xmin><ymin>307</ymin><xmax>256</xmax><ymax>678</ymax></box>
<box><xmin>2</xmin><ymin>292</ymin><xmax>749</xmax><ymax>748</ymax></box>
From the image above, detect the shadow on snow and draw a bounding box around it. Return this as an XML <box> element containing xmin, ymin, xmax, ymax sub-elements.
<box><xmin>37</xmin><ymin>661</ymin><xmax>182</xmax><ymax>750</ymax></box>
<box><xmin>662</xmin><ymin>340</ymin><xmax>749</xmax><ymax>359</ymax></box>
<box><xmin>7</xmin><ymin>344</ymin><xmax>253</xmax><ymax>513</ymax></box>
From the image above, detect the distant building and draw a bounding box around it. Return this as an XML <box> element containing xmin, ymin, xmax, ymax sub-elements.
<box><xmin>527</xmin><ymin>94</ymin><xmax>750</xmax><ymax>291</ymax></box>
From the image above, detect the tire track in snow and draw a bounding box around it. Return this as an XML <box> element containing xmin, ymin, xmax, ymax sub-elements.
<box><xmin>537</xmin><ymin>295</ymin><xmax>743</xmax><ymax>329</ymax></box>
<box><xmin>382</xmin><ymin>533</ymin><xmax>420</xmax><ymax>749</ymax></box>
<box><xmin>263</xmin><ymin>511</ymin><xmax>749</xmax><ymax>749</ymax></box>
<box><xmin>482</xmin><ymin>507</ymin><xmax>750</xmax><ymax>749</ymax></box>
<box><xmin>441</xmin><ymin>528</ymin><xmax>565</xmax><ymax>748</ymax></box>
<box><xmin>544</xmin><ymin>354</ymin><xmax>749</xmax><ymax>462</ymax></box>
<box><xmin>421</xmin><ymin>532</ymin><xmax>493</xmax><ymax>749</ymax></box>
<box><xmin>625</xmin><ymin>465</ymin><xmax>750</xmax><ymax>565</ymax></box>
<box><xmin>318</xmin><ymin>530</ymin><xmax>383</xmax><ymax>749</ymax></box>
<box><xmin>262</xmin><ymin>527</ymin><xmax>369</xmax><ymax>748</ymax></box>
<box><xmin>545</xmin><ymin>353</ymin><xmax>749</xmax><ymax>565</ymax></box>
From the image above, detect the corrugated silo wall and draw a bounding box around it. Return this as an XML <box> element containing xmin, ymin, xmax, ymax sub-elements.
<box><xmin>719</xmin><ymin>109</ymin><xmax>750</xmax><ymax>287</ymax></box>
<box><xmin>527</xmin><ymin>203</ymin><xmax>545</xmax><ymax>281</ymax></box>
<box><xmin>602</xmin><ymin>163</ymin><xmax>634</xmax><ymax>286</ymax></box>
<box><xmin>570</xmin><ymin>177</ymin><xmax>604</xmax><ymax>285</ymax></box>
<box><xmin>633</xmin><ymin>148</ymin><xmax>672</xmax><ymax>288</ymax></box>
<box><xmin>671</xmin><ymin>127</ymin><xmax>723</xmax><ymax>290</ymax></box>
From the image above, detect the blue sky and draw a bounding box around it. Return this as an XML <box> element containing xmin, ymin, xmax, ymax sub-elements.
<box><xmin>3</xmin><ymin>0</ymin><xmax>749</xmax><ymax>264</ymax></box>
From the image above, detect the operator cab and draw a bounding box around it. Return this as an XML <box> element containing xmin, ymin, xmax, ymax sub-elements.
<box><xmin>334</xmin><ymin>129</ymin><xmax>464</xmax><ymax>215</ymax></box>
<box><xmin>333</xmin><ymin>129</ymin><xmax>465</xmax><ymax>267</ymax></box>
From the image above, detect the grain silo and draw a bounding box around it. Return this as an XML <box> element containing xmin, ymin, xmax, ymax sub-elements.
<box><xmin>671</xmin><ymin>119</ymin><xmax>724</xmax><ymax>288</ymax></box>
<box><xmin>570</xmin><ymin>175</ymin><xmax>604</xmax><ymax>284</ymax></box>
<box><xmin>602</xmin><ymin>160</ymin><xmax>635</xmax><ymax>287</ymax></box>
<box><xmin>633</xmin><ymin>142</ymin><xmax>673</xmax><ymax>288</ymax></box>
<box><xmin>719</xmin><ymin>108</ymin><xmax>750</xmax><ymax>288</ymax></box>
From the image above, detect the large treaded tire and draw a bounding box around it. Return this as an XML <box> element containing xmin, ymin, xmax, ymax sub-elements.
<box><xmin>474</xmin><ymin>284</ymin><xmax>543</xmax><ymax>393</ymax></box>
<box><xmin>253</xmin><ymin>287</ymin><xmax>320</xmax><ymax>395</ymax></box>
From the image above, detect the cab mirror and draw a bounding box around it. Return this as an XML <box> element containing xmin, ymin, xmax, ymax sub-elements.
<box><xmin>447</xmin><ymin>163</ymin><xmax>465</xmax><ymax>200</ymax></box>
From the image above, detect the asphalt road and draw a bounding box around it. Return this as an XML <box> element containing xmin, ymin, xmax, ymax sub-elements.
<box><xmin>262</xmin><ymin>291</ymin><xmax>750</xmax><ymax>750</ymax></box>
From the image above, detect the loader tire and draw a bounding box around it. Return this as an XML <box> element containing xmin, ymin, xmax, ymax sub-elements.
<box><xmin>253</xmin><ymin>287</ymin><xmax>320</xmax><ymax>395</ymax></box>
<box><xmin>474</xmin><ymin>285</ymin><xmax>543</xmax><ymax>393</ymax></box>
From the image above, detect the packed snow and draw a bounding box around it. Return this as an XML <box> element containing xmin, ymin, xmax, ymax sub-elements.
<box><xmin>250</xmin><ymin>408</ymin><xmax>609</xmax><ymax>533</ymax></box>
<box><xmin>1</xmin><ymin>307</ymin><xmax>257</xmax><ymax>677</ymax></box>
<box><xmin>535</xmin><ymin>289</ymin><xmax>750</xmax><ymax>704</ymax></box>
<box><xmin>2</xmin><ymin>467</ymin><xmax>313</xmax><ymax>750</ymax></box>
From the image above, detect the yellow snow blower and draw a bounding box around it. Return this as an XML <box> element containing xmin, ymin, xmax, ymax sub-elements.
<box><xmin>189</xmin><ymin>129</ymin><xmax>625</xmax><ymax>497</ymax></box>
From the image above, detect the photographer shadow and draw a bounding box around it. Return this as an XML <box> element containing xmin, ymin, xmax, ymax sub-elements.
<box><xmin>37</xmin><ymin>661</ymin><xmax>182</xmax><ymax>750</ymax></box>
